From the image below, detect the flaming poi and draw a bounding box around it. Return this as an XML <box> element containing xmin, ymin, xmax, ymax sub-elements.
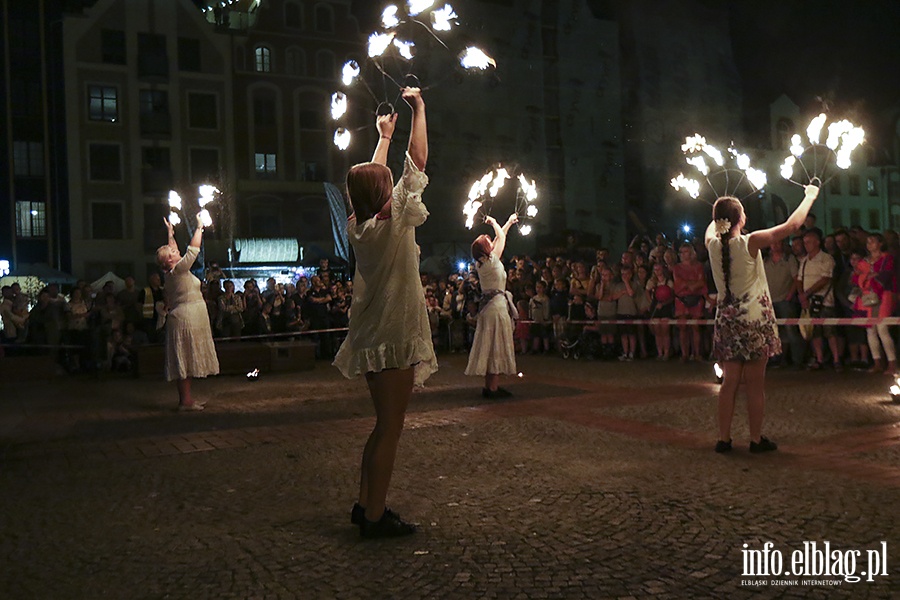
<box><xmin>780</xmin><ymin>112</ymin><xmax>865</xmax><ymax>187</ymax></box>
<box><xmin>330</xmin><ymin>2</ymin><xmax>495</xmax><ymax>150</ymax></box>
<box><xmin>464</xmin><ymin>165</ymin><xmax>539</xmax><ymax>236</ymax></box>
<box><xmin>670</xmin><ymin>133</ymin><xmax>767</xmax><ymax>203</ymax></box>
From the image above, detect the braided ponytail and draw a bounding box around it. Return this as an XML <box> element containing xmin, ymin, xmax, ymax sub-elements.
<box><xmin>712</xmin><ymin>196</ymin><xmax>743</xmax><ymax>303</ymax></box>
<box><xmin>720</xmin><ymin>230</ymin><xmax>732</xmax><ymax>302</ymax></box>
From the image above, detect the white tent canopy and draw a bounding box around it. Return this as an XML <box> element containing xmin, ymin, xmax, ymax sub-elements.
<box><xmin>91</xmin><ymin>271</ymin><xmax>126</xmax><ymax>294</ymax></box>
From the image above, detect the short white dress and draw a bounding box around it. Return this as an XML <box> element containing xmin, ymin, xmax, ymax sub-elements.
<box><xmin>706</xmin><ymin>233</ymin><xmax>781</xmax><ymax>361</ymax></box>
<box><xmin>164</xmin><ymin>245</ymin><xmax>220</xmax><ymax>381</ymax></box>
<box><xmin>465</xmin><ymin>254</ymin><xmax>517</xmax><ymax>376</ymax></box>
<box><xmin>333</xmin><ymin>153</ymin><xmax>438</xmax><ymax>386</ymax></box>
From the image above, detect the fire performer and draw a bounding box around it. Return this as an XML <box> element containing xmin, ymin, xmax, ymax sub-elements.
<box><xmin>465</xmin><ymin>212</ymin><xmax>519</xmax><ymax>397</ymax></box>
<box><xmin>157</xmin><ymin>214</ymin><xmax>219</xmax><ymax>411</ymax></box>
<box><xmin>333</xmin><ymin>87</ymin><xmax>435</xmax><ymax>539</ymax></box>
<box><xmin>705</xmin><ymin>184</ymin><xmax>819</xmax><ymax>454</ymax></box>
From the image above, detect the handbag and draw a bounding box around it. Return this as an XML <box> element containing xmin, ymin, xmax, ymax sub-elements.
<box><xmin>678</xmin><ymin>294</ymin><xmax>703</xmax><ymax>307</ymax></box>
<box><xmin>861</xmin><ymin>291</ymin><xmax>880</xmax><ymax>307</ymax></box>
<box><xmin>808</xmin><ymin>294</ymin><xmax>825</xmax><ymax>317</ymax></box>
<box><xmin>800</xmin><ymin>259</ymin><xmax>831</xmax><ymax>317</ymax></box>
<box><xmin>799</xmin><ymin>308</ymin><xmax>814</xmax><ymax>340</ymax></box>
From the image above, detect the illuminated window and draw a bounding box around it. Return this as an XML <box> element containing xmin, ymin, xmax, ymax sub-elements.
<box><xmin>15</xmin><ymin>201</ymin><xmax>46</xmax><ymax>237</ymax></box>
<box><xmin>13</xmin><ymin>141</ymin><xmax>43</xmax><ymax>176</ymax></box>
<box><xmin>255</xmin><ymin>153</ymin><xmax>277</xmax><ymax>177</ymax></box>
<box><xmin>88</xmin><ymin>85</ymin><xmax>118</xmax><ymax>122</ymax></box>
<box><xmin>255</xmin><ymin>46</ymin><xmax>271</xmax><ymax>72</ymax></box>
<box><xmin>867</xmin><ymin>178</ymin><xmax>877</xmax><ymax>196</ymax></box>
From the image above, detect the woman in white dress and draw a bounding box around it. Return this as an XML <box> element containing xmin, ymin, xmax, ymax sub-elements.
<box><xmin>157</xmin><ymin>214</ymin><xmax>220</xmax><ymax>411</ymax></box>
<box><xmin>332</xmin><ymin>88</ymin><xmax>435</xmax><ymax>539</ymax></box>
<box><xmin>465</xmin><ymin>213</ymin><xmax>519</xmax><ymax>398</ymax></box>
<box><xmin>704</xmin><ymin>185</ymin><xmax>819</xmax><ymax>454</ymax></box>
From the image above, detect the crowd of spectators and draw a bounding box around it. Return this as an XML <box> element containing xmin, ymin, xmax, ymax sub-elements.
<box><xmin>424</xmin><ymin>220</ymin><xmax>900</xmax><ymax>373</ymax></box>
<box><xmin>3</xmin><ymin>220</ymin><xmax>900</xmax><ymax>375</ymax></box>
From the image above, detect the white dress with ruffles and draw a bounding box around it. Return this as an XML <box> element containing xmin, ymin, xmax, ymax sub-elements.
<box><xmin>333</xmin><ymin>153</ymin><xmax>438</xmax><ymax>386</ymax></box>
<box><xmin>464</xmin><ymin>254</ymin><xmax>517</xmax><ymax>376</ymax></box>
<box><xmin>164</xmin><ymin>245</ymin><xmax>220</xmax><ymax>381</ymax></box>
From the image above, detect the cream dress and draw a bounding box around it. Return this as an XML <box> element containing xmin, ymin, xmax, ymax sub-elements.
<box><xmin>164</xmin><ymin>245</ymin><xmax>220</xmax><ymax>381</ymax></box>
<box><xmin>465</xmin><ymin>254</ymin><xmax>517</xmax><ymax>376</ymax></box>
<box><xmin>333</xmin><ymin>153</ymin><xmax>438</xmax><ymax>386</ymax></box>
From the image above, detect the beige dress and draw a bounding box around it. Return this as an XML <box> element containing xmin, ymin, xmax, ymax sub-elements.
<box><xmin>332</xmin><ymin>153</ymin><xmax>437</xmax><ymax>386</ymax></box>
<box><xmin>164</xmin><ymin>245</ymin><xmax>220</xmax><ymax>381</ymax></box>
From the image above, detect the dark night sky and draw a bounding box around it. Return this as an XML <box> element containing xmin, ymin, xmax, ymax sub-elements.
<box><xmin>352</xmin><ymin>0</ymin><xmax>900</xmax><ymax>143</ymax></box>
<box><xmin>729</xmin><ymin>0</ymin><xmax>900</xmax><ymax>141</ymax></box>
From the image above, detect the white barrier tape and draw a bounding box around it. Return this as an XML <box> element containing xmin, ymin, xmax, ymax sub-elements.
<box><xmin>521</xmin><ymin>317</ymin><xmax>900</xmax><ymax>327</ymax></box>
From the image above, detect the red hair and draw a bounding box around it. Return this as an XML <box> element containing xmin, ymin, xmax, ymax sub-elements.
<box><xmin>346</xmin><ymin>162</ymin><xmax>393</xmax><ymax>221</ymax></box>
<box><xmin>471</xmin><ymin>234</ymin><xmax>492</xmax><ymax>262</ymax></box>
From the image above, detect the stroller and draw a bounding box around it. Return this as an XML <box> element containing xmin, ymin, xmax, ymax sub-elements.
<box><xmin>559</xmin><ymin>302</ymin><xmax>603</xmax><ymax>360</ymax></box>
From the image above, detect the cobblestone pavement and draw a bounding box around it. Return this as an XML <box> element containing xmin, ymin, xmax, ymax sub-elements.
<box><xmin>1</xmin><ymin>354</ymin><xmax>898</xmax><ymax>599</ymax></box>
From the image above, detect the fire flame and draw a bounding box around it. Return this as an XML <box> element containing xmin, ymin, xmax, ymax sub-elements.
<box><xmin>168</xmin><ymin>191</ymin><xmax>182</xmax><ymax>210</ymax></box>
<box><xmin>168</xmin><ymin>211</ymin><xmax>181</xmax><ymax>226</ymax></box>
<box><xmin>806</xmin><ymin>113</ymin><xmax>827</xmax><ymax>145</ymax></box>
<box><xmin>198</xmin><ymin>185</ymin><xmax>219</xmax><ymax>207</ymax></box>
<box><xmin>198</xmin><ymin>209</ymin><xmax>213</xmax><ymax>228</ymax></box>
<box><xmin>432</xmin><ymin>4</ymin><xmax>457</xmax><ymax>31</ymax></box>
<box><xmin>408</xmin><ymin>0</ymin><xmax>435</xmax><ymax>16</ymax></box>
<box><xmin>459</xmin><ymin>47</ymin><xmax>496</xmax><ymax>70</ymax></box>
<box><xmin>331</xmin><ymin>92</ymin><xmax>347</xmax><ymax>120</ymax></box>
<box><xmin>341</xmin><ymin>61</ymin><xmax>360</xmax><ymax>86</ymax></box>
<box><xmin>393</xmin><ymin>38</ymin><xmax>415</xmax><ymax>60</ymax></box>
<box><xmin>368</xmin><ymin>32</ymin><xmax>395</xmax><ymax>58</ymax></box>
<box><xmin>670</xmin><ymin>174</ymin><xmax>701</xmax><ymax>199</ymax></box>
<box><xmin>333</xmin><ymin>128</ymin><xmax>351</xmax><ymax>150</ymax></box>
<box><xmin>381</xmin><ymin>5</ymin><xmax>400</xmax><ymax>29</ymax></box>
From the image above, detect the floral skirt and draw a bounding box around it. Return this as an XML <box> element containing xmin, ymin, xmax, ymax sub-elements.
<box><xmin>713</xmin><ymin>304</ymin><xmax>781</xmax><ymax>362</ymax></box>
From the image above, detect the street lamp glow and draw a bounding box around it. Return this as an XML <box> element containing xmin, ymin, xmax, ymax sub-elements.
<box><xmin>682</xmin><ymin>224</ymin><xmax>691</xmax><ymax>234</ymax></box>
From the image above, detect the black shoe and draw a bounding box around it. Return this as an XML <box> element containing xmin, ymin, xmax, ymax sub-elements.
<box><xmin>351</xmin><ymin>502</ymin><xmax>364</xmax><ymax>525</ymax></box>
<box><xmin>714</xmin><ymin>439</ymin><xmax>732</xmax><ymax>453</ymax></box>
<box><xmin>482</xmin><ymin>387</ymin><xmax>513</xmax><ymax>399</ymax></box>
<box><xmin>360</xmin><ymin>510</ymin><xmax>417</xmax><ymax>539</ymax></box>
<box><xmin>749</xmin><ymin>436</ymin><xmax>778</xmax><ymax>453</ymax></box>
<box><xmin>352</xmin><ymin>503</ymin><xmax>401</xmax><ymax>526</ymax></box>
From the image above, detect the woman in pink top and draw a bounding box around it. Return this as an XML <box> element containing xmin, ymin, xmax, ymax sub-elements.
<box><xmin>853</xmin><ymin>233</ymin><xmax>896</xmax><ymax>374</ymax></box>
<box><xmin>672</xmin><ymin>243</ymin><xmax>707</xmax><ymax>361</ymax></box>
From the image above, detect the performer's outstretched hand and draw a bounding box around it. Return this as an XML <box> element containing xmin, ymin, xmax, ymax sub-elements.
<box><xmin>804</xmin><ymin>184</ymin><xmax>820</xmax><ymax>200</ymax></box>
<box><xmin>401</xmin><ymin>87</ymin><xmax>424</xmax><ymax>111</ymax></box>
<box><xmin>376</xmin><ymin>112</ymin><xmax>398</xmax><ymax>140</ymax></box>
<box><xmin>506</xmin><ymin>213</ymin><xmax>519</xmax><ymax>226</ymax></box>
<box><xmin>484</xmin><ymin>215</ymin><xmax>498</xmax><ymax>227</ymax></box>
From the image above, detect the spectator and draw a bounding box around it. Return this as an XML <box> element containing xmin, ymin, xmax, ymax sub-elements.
<box><xmin>139</xmin><ymin>272</ymin><xmax>165</xmax><ymax>343</ymax></box>
<box><xmin>764</xmin><ymin>240</ymin><xmax>804</xmax><ymax>368</ymax></box>
<box><xmin>855</xmin><ymin>233</ymin><xmax>896</xmax><ymax>374</ymax></box>
<box><xmin>647</xmin><ymin>263</ymin><xmax>675</xmax><ymax>360</ymax></box>
<box><xmin>614</xmin><ymin>265</ymin><xmax>638</xmax><ymax>361</ymax></box>
<box><xmin>672</xmin><ymin>243</ymin><xmax>707</xmax><ymax>361</ymax></box>
<box><xmin>529</xmin><ymin>280</ymin><xmax>552</xmax><ymax>354</ymax></box>
<box><xmin>216</xmin><ymin>280</ymin><xmax>244</xmax><ymax>338</ymax></box>
<box><xmin>1</xmin><ymin>285</ymin><xmax>27</xmax><ymax>350</ymax></box>
<box><xmin>798</xmin><ymin>228</ymin><xmax>840</xmax><ymax>371</ymax></box>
